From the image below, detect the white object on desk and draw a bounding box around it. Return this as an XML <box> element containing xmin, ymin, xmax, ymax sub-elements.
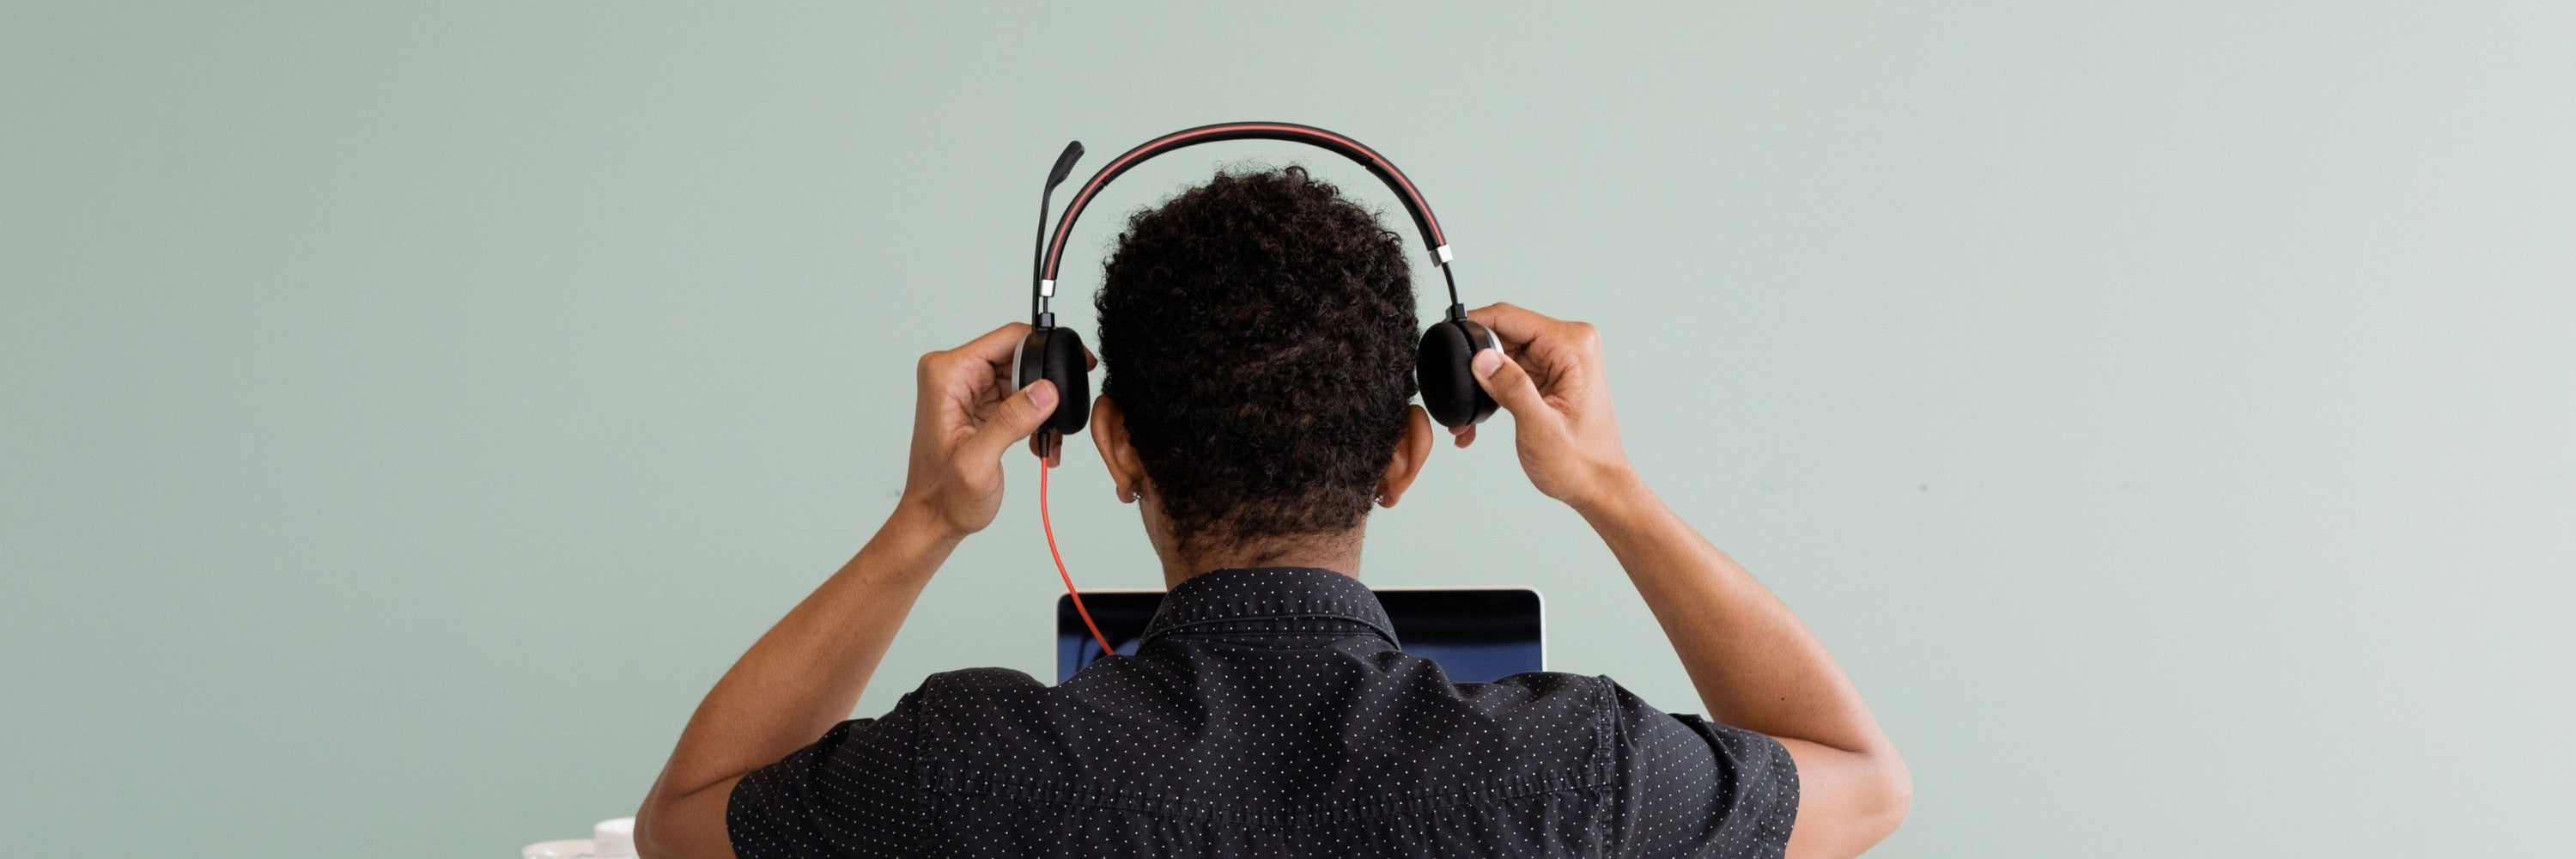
<box><xmin>521</xmin><ymin>817</ymin><xmax>635</xmax><ymax>859</ymax></box>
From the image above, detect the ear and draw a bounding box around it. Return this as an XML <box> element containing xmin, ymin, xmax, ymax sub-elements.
<box><xmin>1372</xmin><ymin>405</ymin><xmax>1437</xmax><ymax>509</ymax></box>
<box><xmin>1090</xmin><ymin>395</ymin><xmax>1150</xmax><ymax>502</ymax></box>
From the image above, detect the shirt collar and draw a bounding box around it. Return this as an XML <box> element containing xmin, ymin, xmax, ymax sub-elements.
<box><xmin>1139</xmin><ymin>566</ymin><xmax>1399</xmax><ymax>647</ymax></box>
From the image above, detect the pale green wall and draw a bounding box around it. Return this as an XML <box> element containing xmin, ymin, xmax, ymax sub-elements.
<box><xmin>6</xmin><ymin>3</ymin><xmax>2572</xmax><ymax>856</ymax></box>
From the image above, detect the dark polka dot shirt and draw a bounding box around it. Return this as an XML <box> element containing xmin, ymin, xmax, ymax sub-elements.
<box><xmin>729</xmin><ymin>567</ymin><xmax>1798</xmax><ymax>858</ymax></box>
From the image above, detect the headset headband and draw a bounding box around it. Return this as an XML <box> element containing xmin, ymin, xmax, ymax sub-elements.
<box><xmin>1030</xmin><ymin>122</ymin><xmax>1458</xmax><ymax>326</ymax></box>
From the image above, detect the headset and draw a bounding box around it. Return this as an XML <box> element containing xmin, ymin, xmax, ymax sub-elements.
<box><xmin>1014</xmin><ymin>121</ymin><xmax>1499</xmax><ymax>461</ymax></box>
<box><xmin>1012</xmin><ymin>122</ymin><xmax>1498</xmax><ymax>660</ymax></box>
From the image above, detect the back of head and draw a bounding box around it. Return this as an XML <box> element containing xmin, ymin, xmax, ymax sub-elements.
<box><xmin>1094</xmin><ymin>166</ymin><xmax>1419</xmax><ymax>556</ymax></box>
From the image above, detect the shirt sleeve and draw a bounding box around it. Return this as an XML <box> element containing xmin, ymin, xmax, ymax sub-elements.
<box><xmin>1607</xmin><ymin>681</ymin><xmax>1801</xmax><ymax>859</ymax></box>
<box><xmin>726</xmin><ymin>691</ymin><xmax>928</xmax><ymax>859</ymax></box>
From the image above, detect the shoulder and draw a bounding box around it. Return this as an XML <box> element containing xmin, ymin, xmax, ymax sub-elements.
<box><xmin>1419</xmin><ymin>669</ymin><xmax>1630</xmax><ymax>744</ymax></box>
<box><xmin>1454</xmin><ymin>669</ymin><xmax>1625</xmax><ymax>714</ymax></box>
<box><xmin>902</xmin><ymin>667</ymin><xmax>1048</xmax><ymax>720</ymax></box>
<box><xmin>917</xmin><ymin>666</ymin><xmax>1047</xmax><ymax>693</ymax></box>
<box><xmin>1480</xmin><ymin>669</ymin><xmax>1618</xmax><ymax>696</ymax></box>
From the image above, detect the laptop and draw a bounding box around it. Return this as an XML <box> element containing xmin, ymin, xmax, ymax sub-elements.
<box><xmin>1056</xmin><ymin>587</ymin><xmax>1543</xmax><ymax>683</ymax></box>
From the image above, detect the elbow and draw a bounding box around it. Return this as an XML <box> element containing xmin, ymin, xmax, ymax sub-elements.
<box><xmin>630</xmin><ymin>777</ymin><xmax>739</xmax><ymax>859</ymax></box>
<box><xmin>632</xmin><ymin>798</ymin><xmax>670</xmax><ymax>858</ymax></box>
<box><xmin>631</xmin><ymin>788</ymin><xmax>697</xmax><ymax>859</ymax></box>
<box><xmin>1867</xmin><ymin>749</ymin><xmax>1914</xmax><ymax>842</ymax></box>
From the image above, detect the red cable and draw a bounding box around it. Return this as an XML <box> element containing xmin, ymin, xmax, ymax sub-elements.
<box><xmin>1041</xmin><ymin>457</ymin><xmax>1115</xmax><ymax>660</ymax></box>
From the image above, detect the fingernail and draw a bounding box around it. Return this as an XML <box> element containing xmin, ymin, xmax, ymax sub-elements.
<box><xmin>1028</xmin><ymin>381</ymin><xmax>1058</xmax><ymax>411</ymax></box>
<box><xmin>1472</xmin><ymin>349</ymin><xmax>1503</xmax><ymax>379</ymax></box>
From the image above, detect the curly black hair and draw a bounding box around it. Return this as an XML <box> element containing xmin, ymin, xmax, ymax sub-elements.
<box><xmin>1094</xmin><ymin>166</ymin><xmax>1419</xmax><ymax>554</ymax></box>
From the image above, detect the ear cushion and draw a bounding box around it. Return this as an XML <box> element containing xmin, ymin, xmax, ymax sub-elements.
<box><xmin>1418</xmin><ymin>320</ymin><xmax>1499</xmax><ymax>428</ymax></box>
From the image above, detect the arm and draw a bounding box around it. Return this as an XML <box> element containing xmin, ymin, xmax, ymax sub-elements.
<box><xmin>1458</xmin><ymin>303</ymin><xmax>1911</xmax><ymax>858</ymax></box>
<box><xmin>634</xmin><ymin>322</ymin><xmax>1066</xmax><ymax>859</ymax></box>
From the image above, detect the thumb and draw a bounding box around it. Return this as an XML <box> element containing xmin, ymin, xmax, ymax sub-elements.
<box><xmin>1471</xmin><ymin>348</ymin><xmax>1552</xmax><ymax>422</ymax></box>
<box><xmin>963</xmin><ymin>380</ymin><xmax>1059</xmax><ymax>463</ymax></box>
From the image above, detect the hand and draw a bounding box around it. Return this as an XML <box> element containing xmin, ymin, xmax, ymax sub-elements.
<box><xmin>898</xmin><ymin>323</ymin><xmax>1077</xmax><ymax>540</ymax></box>
<box><xmin>1451</xmin><ymin>303</ymin><xmax>1640</xmax><ymax>511</ymax></box>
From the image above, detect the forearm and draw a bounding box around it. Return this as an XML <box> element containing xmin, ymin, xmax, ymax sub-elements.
<box><xmin>1462</xmin><ymin>304</ymin><xmax>1905</xmax><ymax>855</ymax></box>
<box><xmin>633</xmin><ymin>327</ymin><xmax>1056</xmax><ymax>859</ymax></box>
<box><xmin>1576</xmin><ymin>473</ymin><xmax>1888</xmax><ymax>757</ymax></box>
<box><xmin>641</xmin><ymin>503</ymin><xmax>956</xmax><ymax>818</ymax></box>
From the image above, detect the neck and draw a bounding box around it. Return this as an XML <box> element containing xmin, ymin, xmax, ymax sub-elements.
<box><xmin>1158</xmin><ymin>529</ymin><xmax>1364</xmax><ymax>589</ymax></box>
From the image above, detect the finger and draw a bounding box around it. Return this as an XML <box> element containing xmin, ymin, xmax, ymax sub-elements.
<box><xmin>1472</xmin><ymin>347</ymin><xmax>1554</xmax><ymax>423</ymax></box>
<box><xmin>963</xmin><ymin>380</ymin><xmax>1059</xmax><ymax>463</ymax></box>
<box><xmin>1451</xmin><ymin>424</ymin><xmax>1477</xmax><ymax>448</ymax></box>
<box><xmin>923</xmin><ymin>324</ymin><xmax>1037</xmax><ymax>417</ymax></box>
<box><xmin>1463</xmin><ymin>302</ymin><xmax>1560</xmax><ymax>350</ymax></box>
<box><xmin>1084</xmin><ymin>345</ymin><xmax>1099</xmax><ymax>371</ymax></box>
<box><xmin>952</xmin><ymin>322</ymin><xmax>1037</xmax><ymax>372</ymax></box>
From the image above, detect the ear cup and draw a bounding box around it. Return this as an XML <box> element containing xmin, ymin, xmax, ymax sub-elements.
<box><xmin>1029</xmin><ymin>326</ymin><xmax>1090</xmax><ymax>436</ymax></box>
<box><xmin>1417</xmin><ymin>320</ymin><xmax>1499</xmax><ymax>428</ymax></box>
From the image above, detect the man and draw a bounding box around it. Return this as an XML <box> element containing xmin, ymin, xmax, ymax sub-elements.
<box><xmin>635</xmin><ymin>168</ymin><xmax>1910</xmax><ymax>858</ymax></box>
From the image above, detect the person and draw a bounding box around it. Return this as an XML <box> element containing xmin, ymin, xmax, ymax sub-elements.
<box><xmin>634</xmin><ymin>168</ymin><xmax>1910</xmax><ymax>858</ymax></box>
